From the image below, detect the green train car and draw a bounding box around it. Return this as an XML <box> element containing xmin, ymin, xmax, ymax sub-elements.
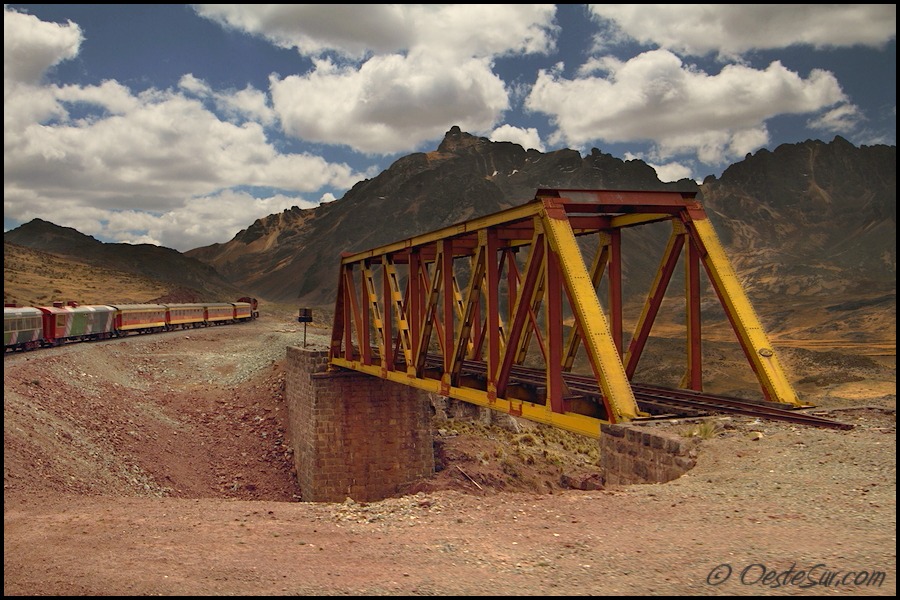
<box><xmin>4</xmin><ymin>306</ymin><xmax>44</xmax><ymax>351</ymax></box>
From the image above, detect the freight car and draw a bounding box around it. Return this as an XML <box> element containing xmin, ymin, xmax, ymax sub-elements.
<box><xmin>4</xmin><ymin>299</ymin><xmax>258</xmax><ymax>353</ymax></box>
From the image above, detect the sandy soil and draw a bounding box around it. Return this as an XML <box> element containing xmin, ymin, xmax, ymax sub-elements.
<box><xmin>3</xmin><ymin>311</ymin><xmax>896</xmax><ymax>596</ymax></box>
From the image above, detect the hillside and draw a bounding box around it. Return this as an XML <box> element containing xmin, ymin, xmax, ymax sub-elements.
<box><xmin>701</xmin><ymin>136</ymin><xmax>895</xmax><ymax>298</ymax></box>
<box><xmin>4</xmin><ymin>242</ymin><xmax>171</xmax><ymax>306</ymax></box>
<box><xmin>4</xmin><ymin>220</ymin><xmax>249</xmax><ymax>304</ymax></box>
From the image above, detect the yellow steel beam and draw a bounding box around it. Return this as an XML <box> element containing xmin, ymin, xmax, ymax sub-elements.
<box><xmin>540</xmin><ymin>200</ymin><xmax>640</xmax><ymax>422</ymax></box>
<box><xmin>563</xmin><ymin>232</ymin><xmax>610</xmax><ymax>371</ymax></box>
<box><xmin>449</xmin><ymin>239</ymin><xmax>486</xmax><ymax>384</ymax></box>
<box><xmin>340</xmin><ymin>202</ymin><xmax>542</xmax><ymax>264</ymax></box>
<box><xmin>414</xmin><ymin>253</ymin><xmax>442</xmax><ymax>375</ymax></box>
<box><xmin>384</xmin><ymin>256</ymin><xmax>414</xmax><ymax>371</ymax></box>
<box><xmin>363</xmin><ymin>262</ymin><xmax>386</xmax><ymax>364</ymax></box>
<box><xmin>610</xmin><ymin>213</ymin><xmax>673</xmax><ymax>228</ymax></box>
<box><xmin>452</xmin><ymin>263</ymin><xmax>475</xmax><ymax>358</ymax></box>
<box><xmin>687</xmin><ymin>216</ymin><xmax>802</xmax><ymax>406</ymax></box>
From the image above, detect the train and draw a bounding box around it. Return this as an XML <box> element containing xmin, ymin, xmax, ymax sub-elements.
<box><xmin>4</xmin><ymin>297</ymin><xmax>259</xmax><ymax>353</ymax></box>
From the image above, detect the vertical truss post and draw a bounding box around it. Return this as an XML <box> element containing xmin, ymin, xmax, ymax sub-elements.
<box><xmin>683</xmin><ymin>235</ymin><xmax>703</xmax><ymax>390</ymax></box>
<box><xmin>484</xmin><ymin>228</ymin><xmax>501</xmax><ymax>400</ymax></box>
<box><xmin>330</xmin><ymin>261</ymin><xmax>349</xmax><ymax>361</ymax></box>
<box><xmin>545</xmin><ymin>241</ymin><xmax>567</xmax><ymax>413</ymax></box>
<box><xmin>440</xmin><ymin>241</ymin><xmax>454</xmax><ymax>394</ymax></box>
<box><xmin>363</xmin><ymin>261</ymin><xmax>384</xmax><ymax>369</ymax></box>
<box><xmin>408</xmin><ymin>249</ymin><xmax>421</xmax><ymax>375</ymax></box>
<box><xmin>505</xmin><ymin>248</ymin><xmax>518</xmax><ymax>328</ymax></box>
<box><xmin>384</xmin><ymin>256</ymin><xmax>413</xmax><ymax>369</ymax></box>
<box><xmin>379</xmin><ymin>261</ymin><xmax>393</xmax><ymax>374</ymax></box>
<box><xmin>415</xmin><ymin>252</ymin><xmax>441</xmax><ymax>376</ymax></box>
<box><xmin>346</xmin><ymin>266</ymin><xmax>362</xmax><ymax>363</ymax></box>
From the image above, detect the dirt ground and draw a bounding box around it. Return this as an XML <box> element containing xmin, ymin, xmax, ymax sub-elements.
<box><xmin>3</xmin><ymin>310</ymin><xmax>896</xmax><ymax>596</ymax></box>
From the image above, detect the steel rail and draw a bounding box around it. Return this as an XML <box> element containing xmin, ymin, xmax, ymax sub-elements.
<box><xmin>629</xmin><ymin>384</ymin><xmax>853</xmax><ymax>430</ymax></box>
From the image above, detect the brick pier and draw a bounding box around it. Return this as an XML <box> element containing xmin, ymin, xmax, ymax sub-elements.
<box><xmin>284</xmin><ymin>347</ymin><xmax>434</xmax><ymax>502</ymax></box>
<box><xmin>599</xmin><ymin>423</ymin><xmax>700</xmax><ymax>485</ymax></box>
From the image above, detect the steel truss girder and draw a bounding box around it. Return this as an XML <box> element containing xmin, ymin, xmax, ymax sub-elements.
<box><xmin>329</xmin><ymin>188</ymin><xmax>800</xmax><ymax>438</ymax></box>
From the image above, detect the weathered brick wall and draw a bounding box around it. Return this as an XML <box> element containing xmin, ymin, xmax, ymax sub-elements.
<box><xmin>600</xmin><ymin>423</ymin><xmax>700</xmax><ymax>485</ymax></box>
<box><xmin>284</xmin><ymin>347</ymin><xmax>434</xmax><ymax>502</ymax></box>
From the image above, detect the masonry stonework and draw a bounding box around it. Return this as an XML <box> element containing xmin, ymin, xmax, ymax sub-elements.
<box><xmin>284</xmin><ymin>346</ymin><xmax>434</xmax><ymax>502</ymax></box>
<box><xmin>599</xmin><ymin>423</ymin><xmax>700</xmax><ymax>485</ymax></box>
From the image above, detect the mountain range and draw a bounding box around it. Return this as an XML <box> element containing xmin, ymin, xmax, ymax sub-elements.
<box><xmin>4</xmin><ymin>127</ymin><xmax>895</xmax><ymax>344</ymax></box>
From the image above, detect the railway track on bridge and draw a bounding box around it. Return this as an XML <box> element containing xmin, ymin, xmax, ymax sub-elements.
<box><xmin>424</xmin><ymin>355</ymin><xmax>853</xmax><ymax>431</ymax></box>
<box><xmin>629</xmin><ymin>383</ymin><xmax>854</xmax><ymax>430</ymax></box>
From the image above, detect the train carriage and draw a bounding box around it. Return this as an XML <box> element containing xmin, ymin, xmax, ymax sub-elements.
<box><xmin>37</xmin><ymin>304</ymin><xmax>69</xmax><ymax>344</ymax></box>
<box><xmin>37</xmin><ymin>302</ymin><xmax>117</xmax><ymax>345</ymax></box>
<box><xmin>232</xmin><ymin>301</ymin><xmax>253</xmax><ymax>322</ymax></box>
<box><xmin>67</xmin><ymin>304</ymin><xmax>117</xmax><ymax>340</ymax></box>
<box><xmin>111</xmin><ymin>304</ymin><xmax>168</xmax><ymax>334</ymax></box>
<box><xmin>4</xmin><ymin>306</ymin><xmax>44</xmax><ymax>352</ymax></box>
<box><xmin>204</xmin><ymin>302</ymin><xmax>236</xmax><ymax>324</ymax></box>
<box><xmin>164</xmin><ymin>304</ymin><xmax>206</xmax><ymax>329</ymax></box>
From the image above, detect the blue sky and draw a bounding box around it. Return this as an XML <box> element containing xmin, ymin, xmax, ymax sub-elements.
<box><xmin>4</xmin><ymin>4</ymin><xmax>896</xmax><ymax>252</ymax></box>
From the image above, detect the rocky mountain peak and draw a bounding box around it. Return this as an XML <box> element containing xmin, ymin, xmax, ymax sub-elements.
<box><xmin>436</xmin><ymin>125</ymin><xmax>493</xmax><ymax>154</ymax></box>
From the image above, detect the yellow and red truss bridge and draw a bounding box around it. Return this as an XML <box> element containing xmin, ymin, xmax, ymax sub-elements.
<box><xmin>328</xmin><ymin>188</ymin><xmax>820</xmax><ymax>437</ymax></box>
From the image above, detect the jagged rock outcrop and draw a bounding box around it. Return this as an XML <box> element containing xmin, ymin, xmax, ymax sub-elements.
<box><xmin>187</xmin><ymin>126</ymin><xmax>699</xmax><ymax>305</ymax></box>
